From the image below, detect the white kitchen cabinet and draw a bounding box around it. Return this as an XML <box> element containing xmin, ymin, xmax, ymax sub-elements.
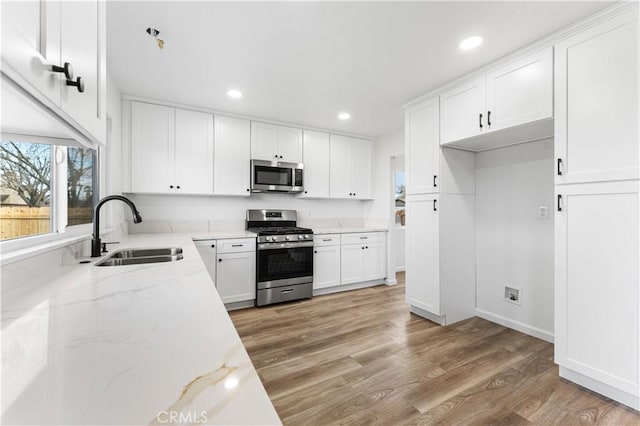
<box><xmin>340</xmin><ymin>232</ymin><xmax>386</xmax><ymax>285</ymax></box>
<box><xmin>216</xmin><ymin>251</ymin><xmax>256</xmax><ymax>304</ymax></box>
<box><xmin>1</xmin><ymin>0</ymin><xmax>106</xmax><ymax>144</ymax></box>
<box><xmin>405</xmin><ymin>96</ymin><xmax>475</xmax><ymax>195</ymax></box>
<box><xmin>194</xmin><ymin>240</ymin><xmax>217</xmax><ymax>286</ymax></box>
<box><xmin>130</xmin><ymin>102</ymin><xmax>214</xmax><ymax>194</ymax></box>
<box><xmin>313</xmin><ymin>245</ymin><xmax>341</xmax><ymax>290</ymax></box>
<box><xmin>485</xmin><ymin>47</ymin><xmax>553</xmax><ymax>133</ymax></box>
<box><xmin>439</xmin><ymin>48</ymin><xmax>553</xmax><ymax>152</ymax></box>
<box><xmin>214</xmin><ymin>116</ymin><xmax>251</xmax><ymax>196</ymax></box>
<box><xmin>329</xmin><ymin>135</ymin><xmax>373</xmax><ymax>199</ymax></box>
<box><xmin>555</xmin><ymin>11</ymin><xmax>638</xmax><ymax>185</ymax></box>
<box><xmin>301</xmin><ymin>130</ymin><xmax>330</xmax><ymax>198</ymax></box>
<box><xmin>555</xmin><ymin>181</ymin><xmax>639</xmax><ymax>407</ymax></box>
<box><xmin>250</xmin><ymin>121</ymin><xmax>302</xmax><ymax>163</ymax></box>
<box><xmin>440</xmin><ymin>77</ymin><xmax>486</xmax><ymax>144</ymax></box>
<box><xmin>405</xmin><ymin>194</ymin><xmax>475</xmax><ymax>325</ymax></box>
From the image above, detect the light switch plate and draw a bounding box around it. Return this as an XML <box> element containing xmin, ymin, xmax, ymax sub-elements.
<box><xmin>537</xmin><ymin>205</ymin><xmax>549</xmax><ymax>219</ymax></box>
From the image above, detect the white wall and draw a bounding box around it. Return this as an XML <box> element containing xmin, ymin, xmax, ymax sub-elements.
<box><xmin>475</xmin><ymin>139</ymin><xmax>554</xmax><ymax>340</ymax></box>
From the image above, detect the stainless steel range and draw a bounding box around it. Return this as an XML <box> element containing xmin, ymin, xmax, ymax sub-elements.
<box><xmin>246</xmin><ymin>209</ymin><xmax>313</xmax><ymax>306</ymax></box>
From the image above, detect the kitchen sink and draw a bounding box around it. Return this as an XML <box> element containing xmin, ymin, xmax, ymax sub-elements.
<box><xmin>108</xmin><ymin>247</ymin><xmax>183</xmax><ymax>258</ymax></box>
<box><xmin>95</xmin><ymin>248</ymin><xmax>184</xmax><ymax>267</ymax></box>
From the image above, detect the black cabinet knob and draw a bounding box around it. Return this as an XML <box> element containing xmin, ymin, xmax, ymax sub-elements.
<box><xmin>218</xmin><ymin>259</ymin><xmax>222</xmax><ymax>262</ymax></box>
<box><xmin>366</xmin><ymin>246</ymin><xmax>369</xmax><ymax>249</ymax></box>
<box><xmin>279</xmin><ymin>155</ymin><xmax>283</xmax><ymax>159</ymax></box>
<box><xmin>211</xmin><ymin>244</ymin><xmax>215</xmax><ymax>248</ymax></box>
<box><xmin>169</xmin><ymin>185</ymin><xmax>174</xmax><ymax>189</ymax></box>
<box><xmin>66</xmin><ymin>76</ymin><xmax>84</xmax><ymax>93</ymax></box>
<box><xmin>51</xmin><ymin>62</ymin><xmax>74</xmax><ymax>80</ymax></box>
<box><xmin>246</xmin><ymin>188</ymin><xmax>250</xmax><ymax>192</ymax></box>
<box><xmin>314</xmin><ymin>250</ymin><xmax>317</xmax><ymax>254</ymax></box>
<box><xmin>361</xmin><ymin>246</ymin><xmax>365</xmax><ymax>250</ymax></box>
<box><xmin>304</xmin><ymin>190</ymin><xmax>308</xmax><ymax>194</ymax></box>
<box><xmin>274</xmin><ymin>154</ymin><xmax>278</xmax><ymax>158</ymax></box>
<box><xmin>176</xmin><ymin>185</ymin><xmax>181</xmax><ymax>189</ymax></box>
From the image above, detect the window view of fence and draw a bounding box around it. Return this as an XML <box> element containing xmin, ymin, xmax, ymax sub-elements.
<box><xmin>0</xmin><ymin>140</ymin><xmax>96</xmax><ymax>241</ymax></box>
<box><xmin>0</xmin><ymin>141</ymin><xmax>52</xmax><ymax>240</ymax></box>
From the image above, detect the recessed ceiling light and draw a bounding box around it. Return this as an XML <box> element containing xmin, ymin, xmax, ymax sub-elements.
<box><xmin>338</xmin><ymin>112</ymin><xmax>351</xmax><ymax>120</ymax></box>
<box><xmin>459</xmin><ymin>36</ymin><xmax>483</xmax><ymax>51</ymax></box>
<box><xmin>227</xmin><ymin>89</ymin><xmax>243</xmax><ymax>99</ymax></box>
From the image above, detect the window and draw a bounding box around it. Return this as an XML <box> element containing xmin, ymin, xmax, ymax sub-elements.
<box><xmin>0</xmin><ymin>137</ymin><xmax>97</xmax><ymax>242</ymax></box>
<box><xmin>394</xmin><ymin>171</ymin><xmax>406</xmax><ymax>227</ymax></box>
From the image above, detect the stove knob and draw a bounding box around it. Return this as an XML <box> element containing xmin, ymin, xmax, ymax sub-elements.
<box><xmin>285</xmin><ymin>236</ymin><xmax>292</xmax><ymax>241</ymax></box>
<box><xmin>305</xmin><ymin>235</ymin><xmax>311</xmax><ymax>239</ymax></box>
<box><xmin>266</xmin><ymin>236</ymin><xmax>273</xmax><ymax>242</ymax></box>
<box><xmin>298</xmin><ymin>235</ymin><xmax>304</xmax><ymax>240</ymax></box>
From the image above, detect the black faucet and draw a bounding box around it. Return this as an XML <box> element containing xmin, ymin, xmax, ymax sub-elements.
<box><xmin>91</xmin><ymin>195</ymin><xmax>143</xmax><ymax>257</ymax></box>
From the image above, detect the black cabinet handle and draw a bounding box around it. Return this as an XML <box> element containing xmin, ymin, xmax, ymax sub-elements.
<box><xmin>274</xmin><ymin>154</ymin><xmax>278</xmax><ymax>158</ymax></box>
<box><xmin>557</xmin><ymin>194</ymin><xmax>563</xmax><ymax>212</ymax></box>
<box><xmin>433</xmin><ymin>175</ymin><xmax>437</xmax><ymax>188</ymax></box>
<box><xmin>66</xmin><ymin>76</ymin><xmax>84</xmax><ymax>93</ymax></box>
<box><xmin>279</xmin><ymin>155</ymin><xmax>283</xmax><ymax>159</ymax></box>
<box><xmin>218</xmin><ymin>258</ymin><xmax>222</xmax><ymax>262</ymax></box>
<box><xmin>211</xmin><ymin>244</ymin><xmax>215</xmax><ymax>248</ymax></box>
<box><xmin>365</xmin><ymin>246</ymin><xmax>368</xmax><ymax>249</ymax></box>
<box><xmin>176</xmin><ymin>185</ymin><xmax>181</xmax><ymax>189</ymax></box>
<box><xmin>557</xmin><ymin>158</ymin><xmax>563</xmax><ymax>176</ymax></box>
<box><xmin>361</xmin><ymin>246</ymin><xmax>365</xmax><ymax>250</ymax></box>
<box><xmin>487</xmin><ymin>110</ymin><xmax>491</xmax><ymax>127</ymax></box>
<box><xmin>304</xmin><ymin>190</ymin><xmax>308</xmax><ymax>194</ymax></box>
<box><xmin>479</xmin><ymin>113</ymin><xmax>483</xmax><ymax>129</ymax></box>
<box><xmin>246</xmin><ymin>188</ymin><xmax>250</xmax><ymax>192</ymax></box>
<box><xmin>51</xmin><ymin>62</ymin><xmax>74</xmax><ymax>80</ymax></box>
<box><xmin>433</xmin><ymin>199</ymin><xmax>437</xmax><ymax>211</ymax></box>
<box><xmin>169</xmin><ymin>185</ymin><xmax>174</xmax><ymax>189</ymax></box>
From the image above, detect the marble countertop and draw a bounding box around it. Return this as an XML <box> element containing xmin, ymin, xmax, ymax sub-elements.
<box><xmin>311</xmin><ymin>227</ymin><xmax>389</xmax><ymax>235</ymax></box>
<box><xmin>191</xmin><ymin>231</ymin><xmax>257</xmax><ymax>240</ymax></box>
<box><xmin>1</xmin><ymin>233</ymin><xmax>281</xmax><ymax>425</ymax></box>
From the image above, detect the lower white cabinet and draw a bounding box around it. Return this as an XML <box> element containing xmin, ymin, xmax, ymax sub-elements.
<box><xmin>194</xmin><ymin>240</ymin><xmax>217</xmax><ymax>285</ymax></box>
<box><xmin>216</xmin><ymin>251</ymin><xmax>256</xmax><ymax>304</ymax></box>
<box><xmin>555</xmin><ymin>181</ymin><xmax>639</xmax><ymax>408</ymax></box>
<box><xmin>340</xmin><ymin>233</ymin><xmax>387</xmax><ymax>285</ymax></box>
<box><xmin>405</xmin><ymin>194</ymin><xmax>475</xmax><ymax>325</ymax></box>
<box><xmin>313</xmin><ymin>245</ymin><xmax>341</xmax><ymax>289</ymax></box>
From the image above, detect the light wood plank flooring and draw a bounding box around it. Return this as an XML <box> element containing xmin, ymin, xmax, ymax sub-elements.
<box><xmin>230</xmin><ymin>273</ymin><xmax>640</xmax><ymax>425</ymax></box>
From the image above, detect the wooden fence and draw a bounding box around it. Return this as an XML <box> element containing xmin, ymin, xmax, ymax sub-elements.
<box><xmin>0</xmin><ymin>206</ymin><xmax>92</xmax><ymax>240</ymax></box>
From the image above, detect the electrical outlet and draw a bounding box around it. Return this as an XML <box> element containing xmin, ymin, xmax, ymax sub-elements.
<box><xmin>537</xmin><ymin>205</ymin><xmax>549</xmax><ymax>219</ymax></box>
<box><xmin>504</xmin><ymin>286</ymin><xmax>521</xmax><ymax>305</ymax></box>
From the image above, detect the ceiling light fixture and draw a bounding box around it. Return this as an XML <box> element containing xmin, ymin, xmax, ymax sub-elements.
<box><xmin>227</xmin><ymin>89</ymin><xmax>243</xmax><ymax>99</ymax></box>
<box><xmin>146</xmin><ymin>27</ymin><xmax>165</xmax><ymax>50</ymax></box>
<box><xmin>338</xmin><ymin>112</ymin><xmax>351</xmax><ymax>120</ymax></box>
<box><xmin>459</xmin><ymin>35</ymin><xmax>483</xmax><ymax>51</ymax></box>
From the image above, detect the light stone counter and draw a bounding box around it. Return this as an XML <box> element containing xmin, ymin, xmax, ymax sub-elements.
<box><xmin>311</xmin><ymin>227</ymin><xmax>389</xmax><ymax>235</ymax></box>
<box><xmin>0</xmin><ymin>233</ymin><xmax>280</xmax><ymax>426</ymax></box>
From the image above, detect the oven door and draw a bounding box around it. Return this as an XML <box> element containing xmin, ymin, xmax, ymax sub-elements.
<box><xmin>257</xmin><ymin>242</ymin><xmax>313</xmax><ymax>289</ymax></box>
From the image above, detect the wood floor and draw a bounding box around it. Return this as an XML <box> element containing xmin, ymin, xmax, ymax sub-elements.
<box><xmin>230</xmin><ymin>273</ymin><xmax>640</xmax><ymax>425</ymax></box>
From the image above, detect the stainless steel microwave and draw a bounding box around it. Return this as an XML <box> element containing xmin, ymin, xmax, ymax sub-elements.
<box><xmin>250</xmin><ymin>159</ymin><xmax>304</xmax><ymax>193</ymax></box>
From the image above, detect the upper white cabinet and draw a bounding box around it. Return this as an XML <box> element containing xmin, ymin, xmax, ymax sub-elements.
<box><xmin>486</xmin><ymin>47</ymin><xmax>553</xmax><ymax>132</ymax></box>
<box><xmin>329</xmin><ymin>135</ymin><xmax>373</xmax><ymax>199</ymax></box>
<box><xmin>555</xmin><ymin>12</ymin><xmax>638</xmax><ymax>185</ymax></box>
<box><xmin>405</xmin><ymin>97</ymin><xmax>476</xmax><ymax>195</ymax></box>
<box><xmin>301</xmin><ymin>130</ymin><xmax>330</xmax><ymax>198</ymax></box>
<box><xmin>251</xmin><ymin>121</ymin><xmax>302</xmax><ymax>163</ymax></box>
<box><xmin>214</xmin><ymin>116</ymin><xmax>251</xmax><ymax>196</ymax></box>
<box><xmin>440</xmin><ymin>77</ymin><xmax>486</xmax><ymax>144</ymax></box>
<box><xmin>439</xmin><ymin>48</ymin><xmax>553</xmax><ymax>151</ymax></box>
<box><xmin>130</xmin><ymin>102</ymin><xmax>214</xmax><ymax>195</ymax></box>
<box><xmin>1</xmin><ymin>0</ymin><xmax>106</xmax><ymax>144</ymax></box>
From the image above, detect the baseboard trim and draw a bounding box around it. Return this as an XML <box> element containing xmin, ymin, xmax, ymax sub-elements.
<box><xmin>384</xmin><ymin>278</ymin><xmax>397</xmax><ymax>285</ymax></box>
<box><xmin>475</xmin><ymin>308</ymin><xmax>554</xmax><ymax>343</ymax></box>
<box><xmin>560</xmin><ymin>366</ymin><xmax>640</xmax><ymax>411</ymax></box>
<box><xmin>394</xmin><ymin>266</ymin><xmax>405</xmax><ymax>273</ymax></box>
<box><xmin>410</xmin><ymin>305</ymin><xmax>446</xmax><ymax>326</ymax></box>
<box><xmin>313</xmin><ymin>279</ymin><xmax>384</xmax><ymax>296</ymax></box>
<box><xmin>225</xmin><ymin>300</ymin><xmax>255</xmax><ymax>311</ymax></box>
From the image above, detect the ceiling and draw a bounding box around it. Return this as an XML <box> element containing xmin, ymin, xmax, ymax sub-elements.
<box><xmin>107</xmin><ymin>1</ymin><xmax>610</xmax><ymax>138</ymax></box>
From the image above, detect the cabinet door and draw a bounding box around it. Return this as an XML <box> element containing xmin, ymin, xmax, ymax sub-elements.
<box><xmin>329</xmin><ymin>135</ymin><xmax>352</xmax><ymax>198</ymax></box>
<box><xmin>406</xmin><ymin>97</ymin><xmax>439</xmax><ymax>194</ymax></box>
<box><xmin>60</xmin><ymin>0</ymin><xmax>106</xmax><ymax>141</ymax></box>
<box><xmin>486</xmin><ymin>47</ymin><xmax>553</xmax><ymax>132</ymax></box>
<box><xmin>340</xmin><ymin>244</ymin><xmax>365</xmax><ymax>285</ymax></box>
<box><xmin>440</xmin><ymin>77</ymin><xmax>486</xmax><ymax>144</ymax></box>
<box><xmin>250</xmin><ymin>121</ymin><xmax>279</xmax><ymax>161</ymax></box>
<box><xmin>216</xmin><ymin>252</ymin><xmax>256</xmax><ymax>304</ymax></box>
<box><xmin>555</xmin><ymin>12</ymin><xmax>638</xmax><ymax>184</ymax></box>
<box><xmin>555</xmin><ymin>182</ymin><xmax>639</xmax><ymax>396</ymax></box>
<box><xmin>405</xmin><ymin>194</ymin><xmax>440</xmax><ymax>315</ymax></box>
<box><xmin>174</xmin><ymin>109</ymin><xmax>214</xmax><ymax>194</ymax></box>
<box><xmin>277</xmin><ymin>126</ymin><xmax>303</xmax><ymax>163</ymax></box>
<box><xmin>364</xmin><ymin>241</ymin><xmax>386</xmax><ymax>281</ymax></box>
<box><xmin>313</xmin><ymin>245</ymin><xmax>341</xmax><ymax>289</ymax></box>
<box><xmin>1</xmin><ymin>0</ymin><xmax>61</xmax><ymax>105</ymax></box>
<box><xmin>302</xmin><ymin>130</ymin><xmax>330</xmax><ymax>198</ymax></box>
<box><xmin>194</xmin><ymin>241</ymin><xmax>217</xmax><ymax>286</ymax></box>
<box><xmin>214</xmin><ymin>116</ymin><xmax>251</xmax><ymax>196</ymax></box>
<box><xmin>131</xmin><ymin>102</ymin><xmax>174</xmax><ymax>193</ymax></box>
<box><xmin>351</xmin><ymin>138</ymin><xmax>373</xmax><ymax>199</ymax></box>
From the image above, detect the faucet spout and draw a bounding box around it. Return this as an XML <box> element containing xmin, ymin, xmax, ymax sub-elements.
<box><xmin>91</xmin><ymin>195</ymin><xmax>143</xmax><ymax>257</ymax></box>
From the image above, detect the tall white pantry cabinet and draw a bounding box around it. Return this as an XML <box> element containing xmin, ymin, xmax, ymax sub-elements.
<box><xmin>404</xmin><ymin>3</ymin><xmax>639</xmax><ymax>410</ymax></box>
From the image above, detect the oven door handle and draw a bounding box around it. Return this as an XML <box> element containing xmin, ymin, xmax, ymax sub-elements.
<box><xmin>258</xmin><ymin>241</ymin><xmax>314</xmax><ymax>250</ymax></box>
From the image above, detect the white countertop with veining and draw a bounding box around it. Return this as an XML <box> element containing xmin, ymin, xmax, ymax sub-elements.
<box><xmin>0</xmin><ymin>233</ymin><xmax>280</xmax><ymax>426</ymax></box>
<box><xmin>311</xmin><ymin>227</ymin><xmax>389</xmax><ymax>235</ymax></box>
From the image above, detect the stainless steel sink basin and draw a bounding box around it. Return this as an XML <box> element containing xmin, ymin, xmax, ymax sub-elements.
<box><xmin>108</xmin><ymin>247</ymin><xmax>183</xmax><ymax>258</ymax></box>
<box><xmin>95</xmin><ymin>247</ymin><xmax>184</xmax><ymax>267</ymax></box>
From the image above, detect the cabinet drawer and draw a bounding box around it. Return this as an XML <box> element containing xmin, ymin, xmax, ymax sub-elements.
<box><xmin>217</xmin><ymin>238</ymin><xmax>256</xmax><ymax>254</ymax></box>
<box><xmin>341</xmin><ymin>232</ymin><xmax>385</xmax><ymax>245</ymax></box>
<box><xmin>313</xmin><ymin>234</ymin><xmax>341</xmax><ymax>246</ymax></box>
